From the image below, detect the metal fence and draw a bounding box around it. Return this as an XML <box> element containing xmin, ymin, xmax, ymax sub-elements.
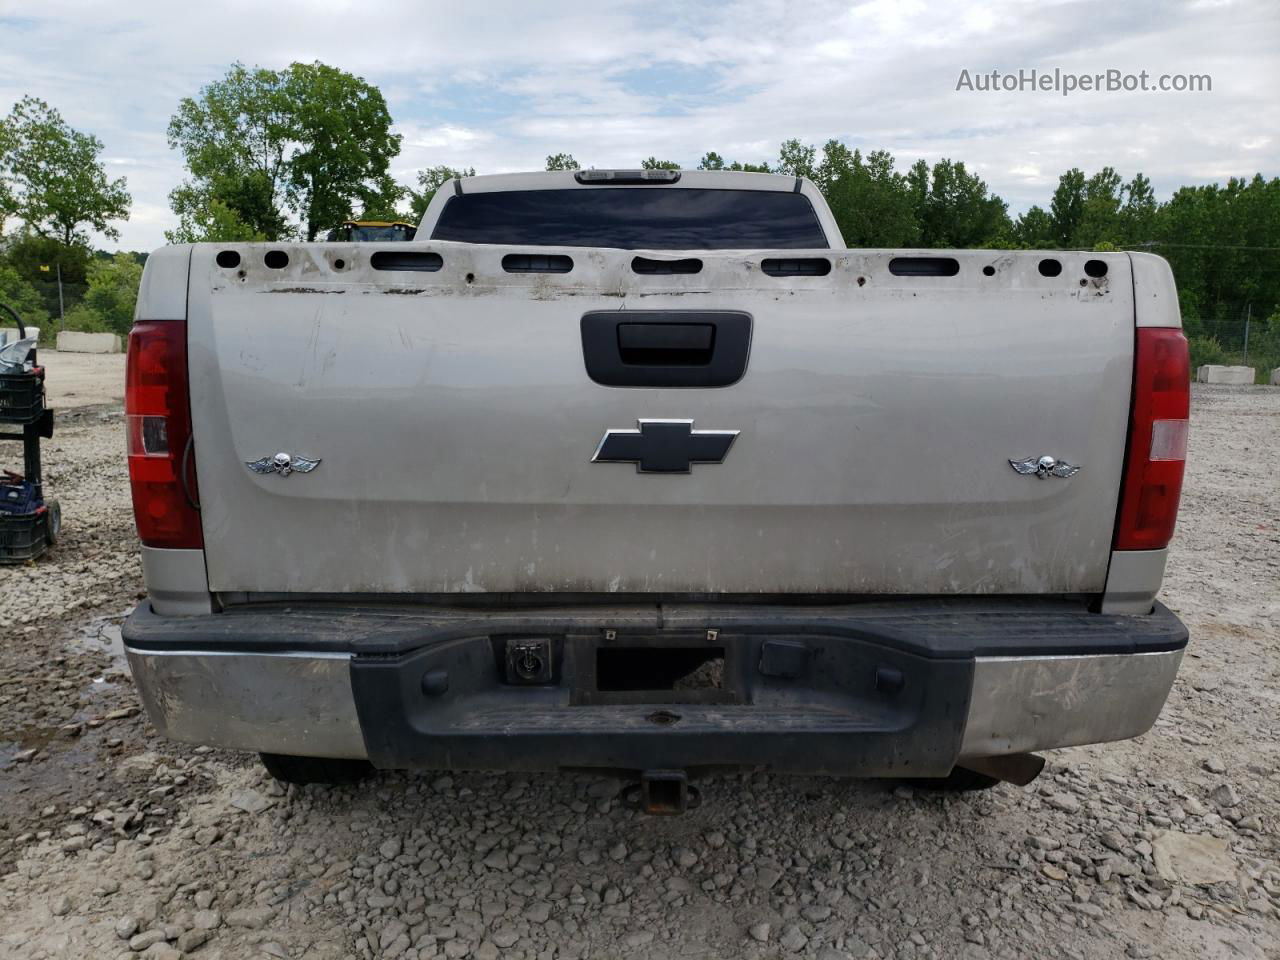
<box><xmin>1186</xmin><ymin>318</ymin><xmax>1280</xmax><ymax>381</ymax></box>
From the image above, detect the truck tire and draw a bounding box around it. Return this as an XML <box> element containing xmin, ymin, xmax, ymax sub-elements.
<box><xmin>906</xmin><ymin>767</ymin><xmax>1001</xmax><ymax>792</ymax></box>
<box><xmin>259</xmin><ymin>753</ymin><xmax>373</xmax><ymax>786</ymax></box>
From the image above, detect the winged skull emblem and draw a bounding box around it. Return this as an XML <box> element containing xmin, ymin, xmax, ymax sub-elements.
<box><xmin>1009</xmin><ymin>455</ymin><xmax>1080</xmax><ymax>479</ymax></box>
<box><xmin>245</xmin><ymin>452</ymin><xmax>321</xmax><ymax>477</ymax></box>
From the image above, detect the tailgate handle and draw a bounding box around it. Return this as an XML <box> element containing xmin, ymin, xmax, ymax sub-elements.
<box><xmin>582</xmin><ymin>311</ymin><xmax>752</xmax><ymax>388</ymax></box>
<box><xmin>617</xmin><ymin>323</ymin><xmax>714</xmax><ymax>365</ymax></box>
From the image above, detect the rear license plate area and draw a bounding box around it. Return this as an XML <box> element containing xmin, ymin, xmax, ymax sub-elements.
<box><xmin>570</xmin><ymin>634</ymin><xmax>745</xmax><ymax>706</ymax></box>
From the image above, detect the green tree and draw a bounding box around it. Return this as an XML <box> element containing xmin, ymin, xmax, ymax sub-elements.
<box><xmin>776</xmin><ymin>139</ymin><xmax>817</xmax><ymax>179</ymax></box>
<box><xmin>166</xmin><ymin>187</ymin><xmax>265</xmax><ymax>244</ymax></box>
<box><xmin>545</xmin><ymin>153</ymin><xmax>578</xmax><ymax>171</ymax></box>
<box><xmin>167</xmin><ymin>64</ymin><xmax>293</xmax><ymax>240</ymax></box>
<box><xmin>0</xmin><ymin>231</ymin><xmax>90</xmax><ymax>319</ymax></box>
<box><xmin>1118</xmin><ymin>173</ymin><xmax>1157</xmax><ymax>244</ymax></box>
<box><xmin>1013</xmin><ymin>206</ymin><xmax>1055</xmax><ymax>247</ymax></box>
<box><xmin>62</xmin><ymin>252</ymin><xmax>143</xmax><ymax>335</ymax></box>
<box><xmin>640</xmin><ymin>156</ymin><xmax>680</xmax><ymax>170</ymax></box>
<box><xmin>1</xmin><ymin>231</ymin><xmax>89</xmax><ymax>283</ymax></box>
<box><xmin>697</xmin><ymin>151</ymin><xmax>771</xmax><ymax>173</ymax></box>
<box><xmin>822</xmin><ymin>148</ymin><xmax>918</xmax><ymax>247</ymax></box>
<box><xmin>3</xmin><ymin>96</ymin><xmax>131</xmax><ymax>245</ymax></box>
<box><xmin>813</xmin><ymin>140</ymin><xmax>855</xmax><ymax>193</ymax></box>
<box><xmin>168</xmin><ymin>62</ymin><xmax>401</xmax><ymax>240</ymax></box>
<box><xmin>0</xmin><ymin>113</ymin><xmax>16</xmax><ymax>233</ymax></box>
<box><xmin>281</xmin><ymin>62</ymin><xmax>402</xmax><ymax>240</ymax></box>
<box><xmin>905</xmin><ymin>158</ymin><xmax>1010</xmax><ymax>247</ymax></box>
<box><xmin>357</xmin><ymin>181</ymin><xmax>408</xmax><ymax>222</ymax></box>
<box><xmin>1245</xmin><ymin>310</ymin><xmax>1280</xmax><ymax>379</ymax></box>
<box><xmin>1070</xmin><ymin>167</ymin><xmax>1124</xmax><ymax>248</ymax></box>
<box><xmin>407</xmin><ymin>165</ymin><xmax>475</xmax><ymax>221</ymax></box>
<box><xmin>210</xmin><ymin>170</ymin><xmax>291</xmax><ymax>239</ymax></box>
<box><xmin>0</xmin><ymin>264</ymin><xmax>50</xmax><ymax>329</ymax></box>
<box><xmin>1153</xmin><ymin>174</ymin><xmax>1280</xmax><ymax>335</ymax></box>
<box><xmin>1048</xmin><ymin>168</ymin><xmax>1086</xmax><ymax>246</ymax></box>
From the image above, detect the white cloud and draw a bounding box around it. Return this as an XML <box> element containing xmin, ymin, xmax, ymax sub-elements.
<box><xmin>0</xmin><ymin>0</ymin><xmax>1274</xmax><ymax>249</ymax></box>
<box><xmin>400</xmin><ymin>123</ymin><xmax>493</xmax><ymax>151</ymax></box>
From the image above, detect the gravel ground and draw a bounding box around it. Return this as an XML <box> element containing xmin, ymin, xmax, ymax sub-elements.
<box><xmin>1</xmin><ymin>354</ymin><xmax>1277</xmax><ymax>960</ymax></box>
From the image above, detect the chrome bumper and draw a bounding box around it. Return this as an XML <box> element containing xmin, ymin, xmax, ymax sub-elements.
<box><xmin>959</xmin><ymin>649</ymin><xmax>1183</xmax><ymax>759</ymax></box>
<box><xmin>126</xmin><ymin>648</ymin><xmax>367</xmax><ymax>759</ymax></box>
<box><xmin>125</xmin><ymin>645</ymin><xmax>1184</xmax><ymax>765</ymax></box>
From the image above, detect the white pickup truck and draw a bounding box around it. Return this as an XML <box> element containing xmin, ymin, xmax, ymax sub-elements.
<box><xmin>122</xmin><ymin>169</ymin><xmax>1190</xmax><ymax>808</ymax></box>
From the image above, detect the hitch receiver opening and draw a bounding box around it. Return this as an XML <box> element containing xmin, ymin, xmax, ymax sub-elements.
<box><xmin>623</xmin><ymin>769</ymin><xmax>700</xmax><ymax>815</ymax></box>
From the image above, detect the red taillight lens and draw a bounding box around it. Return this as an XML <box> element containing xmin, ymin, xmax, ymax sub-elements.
<box><xmin>125</xmin><ymin>321</ymin><xmax>203</xmax><ymax>548</ymax></box>
<box><xmin>1114</xmin><ymin>327</ymin><xmax>1189</xmax><ymax>551</ymax></box>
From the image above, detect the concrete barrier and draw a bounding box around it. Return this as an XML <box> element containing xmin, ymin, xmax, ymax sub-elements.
<box><xmin>55</xmin><ymin>331</ymin><xmax>123</xmax><ymax>354</ymax></box>
<box><xmin>1270</xmin><ymin>368</ymin><xmax>1280</xmax><ymax>386</ymax></box>
<box><xmin>1196</xmin><ymin>364</ymin><xmax>1255</xmax><ymax>385</ymax></box>
<box><xmin>0</xmin><ymin>326</ymin><xmax>40</xmax><ymax>344</ymax></box>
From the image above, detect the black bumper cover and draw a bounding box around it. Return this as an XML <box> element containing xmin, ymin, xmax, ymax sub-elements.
<box><xmin>124</xmin><ymin>599</ymin><xmax>1188</xmax><ymax>776</ymax></box>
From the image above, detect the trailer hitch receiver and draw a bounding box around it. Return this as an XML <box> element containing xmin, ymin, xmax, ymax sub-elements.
<box><xmin>621</xmin><ymin>769</ymin><xmax>700</xmax><ymax>815</ymax></box>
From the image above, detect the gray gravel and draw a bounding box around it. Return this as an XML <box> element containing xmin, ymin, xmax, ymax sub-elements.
<box><xmin>1</xmin><ymin>360</ymin><xmax>1277</xmax><ymax>960</ymax></box>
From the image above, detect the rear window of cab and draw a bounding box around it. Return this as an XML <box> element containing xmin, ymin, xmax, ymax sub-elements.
<box><xmin>430</xmin><ymin>188</ymin><xmax>829</xmax><ymax>250</ymax></box>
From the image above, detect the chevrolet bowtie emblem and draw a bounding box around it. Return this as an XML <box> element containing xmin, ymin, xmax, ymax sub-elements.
<box><xmin>592</xmin><ymin>419</ymin><xmax>739</xmax><ymax>474</ymax></box>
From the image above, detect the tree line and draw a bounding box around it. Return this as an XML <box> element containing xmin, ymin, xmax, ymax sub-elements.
<box><xmin>0</xmin><ymin>96</ymin><xmax>138</xmax><ymax>337</ymax></box>
<box><xmin>2</xmin><ymin>60</ymin><xmax>1278</xmax><ymax>379</ymax></box>
<box><xmin>425</xmin><ymin>145</ymin><xmax>1280</xmax><ymax>376</ymax></box>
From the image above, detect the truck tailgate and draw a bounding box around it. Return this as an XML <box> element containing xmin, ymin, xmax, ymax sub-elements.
<box><xmin>186</xmin><ymin>244</ymin><xmax>1132</xmax><ymax>596</ymax></box>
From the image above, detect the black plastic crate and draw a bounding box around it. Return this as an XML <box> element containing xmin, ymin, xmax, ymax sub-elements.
<box><xmin>0</xmin><ymin>369</ymin><xmax>44</xmax><ymax>424</ymax></box>
<box><xmin>0</xmin><ymin>507</ymin><xmax>49</xmax><ymax>564</ymax></box>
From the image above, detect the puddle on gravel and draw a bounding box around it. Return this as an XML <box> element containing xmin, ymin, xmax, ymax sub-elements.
<box><xmin>67</xmin><ymin>609</ymin><xmax>136</xmax><ymax>716</ymax></box>
<box><xmin>0</xmin><ymin>733</ymin><xmax>58</xmax><ymax>769</ymax></box>
<box><xmin>61</xmin><ymin>614</ymin><xmax>132</xmax><ymax>720</ymax></box>
<box><xmin>68</xmin><ymin>608</ymin><xmax>131</xmax><ymax>668</ymax></box>
<box><xmin>0</xmin><ymin>608</ymin><xmax>137</xmax><ymax>770</ymax></box>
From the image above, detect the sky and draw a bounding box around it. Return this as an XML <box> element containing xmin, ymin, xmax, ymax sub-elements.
<box><xmin>0</xmin><ymin>0</ymin><xmax>1276</xmax><ymax>251</ymax></box>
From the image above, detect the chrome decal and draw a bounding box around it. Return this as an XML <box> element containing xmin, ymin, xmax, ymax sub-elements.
<box><xmin>1009</xmin><ymin>455</ymin><xmax>1080</xmax><ymax>479</ymax></box>
<box><xmin>245</xmin><ymin>452</ymin><xmax>322</xmax><ymax>477</ymax></box>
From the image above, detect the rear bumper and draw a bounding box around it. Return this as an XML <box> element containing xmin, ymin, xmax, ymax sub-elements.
<box><xmin>122</xmin><ymin>600</ymin><xmax>1187</xmax><ymax>776</ymax></box>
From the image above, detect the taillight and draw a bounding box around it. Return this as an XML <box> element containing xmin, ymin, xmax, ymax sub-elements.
<box><xmin>1114</xmin><ymin>327</ymin><xmax>1189</xmax><ymax>551</ymax></box>
<box><xmin>125</xmin><ymin>321</ymin><xmax>202</xmax><ymax>548</ymax></box>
